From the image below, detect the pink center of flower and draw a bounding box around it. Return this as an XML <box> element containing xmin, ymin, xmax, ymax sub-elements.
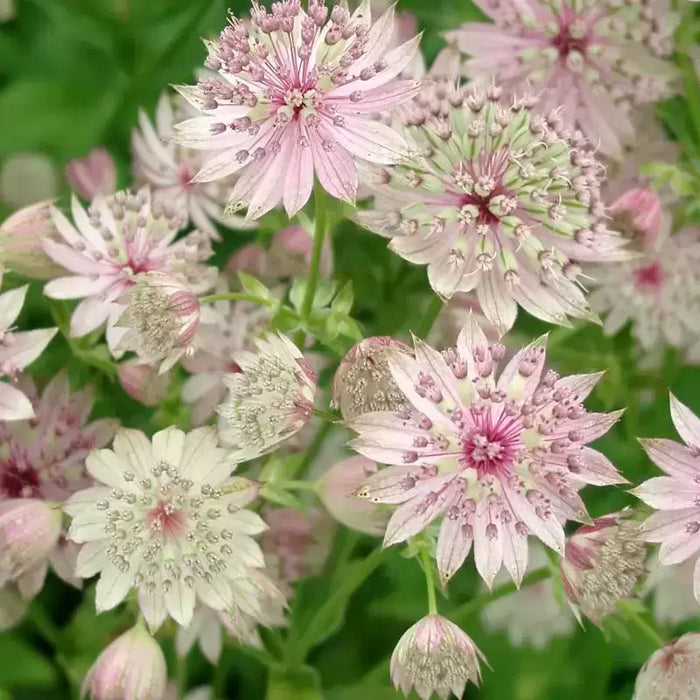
<box><xmin>0</xmin><ymin>456</ymin><xmax>40</xmax><ymax>498</ymax></box>
<box><xmin>461</xmin><ymin>411</ymin><xmax>523</xmax><ymax>476</ymax></box>
<box><xmin>146</xmin><ymin>500</ymin><xmax>187</xmax><ymax>537</ymax></box>
<box><xmin>552</xmin><ymin>24</ymin><xmax>589</xmax><ymax>59</ymax></box>
<box><xmin>633</xmin><ymin>260</ymin><xmax>664</xmax><ymax>293</ymax></box>
<box><xmin>178</xmin><ymin>164</ymin><xmax>195</xmax><ymax>190</ymax></box>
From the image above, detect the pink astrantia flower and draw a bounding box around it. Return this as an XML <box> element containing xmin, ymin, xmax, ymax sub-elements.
<box><xmin>117</xmin><ymin>272</ymin><xmax>201</xmax><ymax>372</ymax></box>
<box><xmin>65</xmin><ymin>148</ymin><xmax>116</xmax><ymax>201</ymax></box>
<box><xmin>634</xmin><ymin>395</ymin><xmax>700</xmax><ymax>604</ymax></box>
<box><xmin>0</xmin><ymin>282</ymin><xmax>57</xmax><ymax>421</ymax></box>
<box><xmin>0</xmin><ymin>201</ymin><xmax>64</xmax><ymax>279</ymax></box>
<box><xmin>390</xmin><ymin>613</ymin><xmax>485</xmax><ymax>700</ymax></box>
<box><xmin>217</xmin><ymin>334</ymin><xmax>317</xmax><ymax>462</ymax></box>
<box><xmin>319</xmin><ymin>455</ymin><xmax>389</xmax><ymax>536</ymax></box>
<box><xmin>358</xmin><ymin>85</ymin><xmax>628</xmax><ymax>332</ymax></box>
<box><xmin>560</xmin><ymin>510</ymin><xmax>647</xmax><ymax>625</ymax></box>
<box><xmin>132</xmin><ymin>93</ymin><xmax>252</xmax><ymax>241</ymax></box>
<box><xmin>182</xmin><ymin>289</ymin><xmax>271</xmax><ymax>425</ymax></box>
<box><xmin>65</xmin><ymin>426</ymin><xmax>269</xmax><ymax>630</ymax></box>
<box><xmin>589</xmin><ymin>227</ymin><xmax>700</xmax><ymax>351</ymax></box>
<box><xmin>82</xmin><ymin>623</ymin><xmax>167</xmax><ymax>700</ymax></box>
<box><xmin>172</xmin><ymin>0</ymin><xmax>421</xmax><ymax>219</ymax></box>
<box><xmin>42</xmin><ymin>188</ymin><xmax>214</xmax><ymax>355</ymax></box>
<box><xmin>349</xmin><ymin>318</ymin><xmax>625</xmax><ymax>586</ymax></box>
<box><xmin>446</xmin><ymin>0</ymin><xmax>678</xmax><ymax>158</ymax></box>
<box><xmin>634</xmin><ymin>633</ymin><xmax>700</xmax><ymax>700</ymax></box>
<box><xmin>117</xmin><ymin>361</ymin><xmax>170</xmax><ymax>407</ymax></box>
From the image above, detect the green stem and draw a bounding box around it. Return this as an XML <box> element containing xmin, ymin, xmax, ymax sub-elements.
<box><xmin>279</xmin><ymin>479</ymin><xmax>318</xmax><ymax>493</ymax></box>
<box><xmin>676</xmin><ymin>15</ymin><xmax>700</xmax><ymax>150</ymax></box>
<box><xmin>311</xmin><ymin>407</ymin><xmax>339</xmax><ymax>422</ymax></box>
<box><xmin>176</xmin><ymin>653</ymin><xmax>188</xmax><ymax>699</ymax></box>
<box><xmin>27</xmin><ymin>602</ymin><xmax>64</xmax><ymax>650</ymax></box>
<box><xmin>199</xmin><ymin>291</ymin><xmax>272</xmax><ymax>307</ymax></box>
<box><xmin>286</xmin><ymin>421</ymin><xmax>331</xmax><ymax>481</ymax></box>
<box><xmin>618</xmin><ymin>600</ymin><xmax>666</xmax><ymax>649</ymax></box>
<box><xmin>414</xmin><ymin>295</ymin><xmax>443</xmax><ymax>339</ymax></box>
<box><xmin>419</xmin><ymin>548</ymin><xmax>437</xmax><ymax>614</ymax></box>
<box><xmin>294</xmin><ymin>182</ymin><xmax>329</xmax><ymax>347</ymax></box>
<box><xmin>451</xmin><ymin>567</ymin><xmax>551</xmax><ymax>623</ymax></box>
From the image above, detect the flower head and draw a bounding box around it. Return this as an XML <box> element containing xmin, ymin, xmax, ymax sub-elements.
<box><xmin>0</xmin><ymin>201</ymin><xmax>64</xmax><ymax>279</ymax></box>
<box><xmin>173</xmin><ymin>0</ymin><xmax>421</xmax><ymax>219</ymax></box>
<box><xmin>481</xmin><ymin>543</ymin><xmax>573</xmax><ymax>646</ymax></box>
<box><xmin>390</xmin><ymin>613</ymin><xmax>485</xmax><ymax>700</ymax></box>
<box><xmin>117</xmin><ymin>361</ymin><xmax>170</xmax><ymax>407</ymax></box>
<box><xmin>634</xmin><ymin>633</ymin><xmax>700</xmax><ymax>700</ymax></box>
<box><xmin>117</xmin><ymin>272</ymin><xmax>201</xmax><ymax>372</ymax></box>
<box><xmin>332</xmin><ymin>336</ymin><xmax>410</xmax><ymax>420</ymax></box>
<box><xmin>446</xmin><ymin>0</ymin><xmax>678</xmax><ymax>158</ymax></box>
<box><xmin>634</xmin><ymin>395</ymin><xmax>700</xmax><ymax>605</ymax></box>
<box><xmin>82</xmin><ymin>623</ymin><xmax>167</xmax><ymax>700</ymax></box>
<box><xmin>0</xmin><ymin>372</ymin><xmax>118</xmax><ymax>501</ymax></box>
<box><xmin>0</xmin><ymin>498</ymin><xmax>61</xmax><ymax>584</ymax></box>
<box><xmin>319</xmin><ymin>455</ymin><xmax>389</xmax><ymax>536</ymax></box>
<box><xmin>560</xmin><ymin>510</ymin><xmax>647</xmax><ymax>625</ymax></box>
<box><xmin>589</xmin><ymin>227</ymin><xmax>700</xmax><ymax>351</ymax></box>
<box><xmin>42</xmin><ymin>188</ymin><xmax>214</xmax><ymax>353</ymax></box>
<box><xmin>0</xmin><ymin>282</ymin><xmax>57</xmax><ymax>420</ymax></box>
<box><xmin>65</xmin><ymin>148</ymin><xmax>116</xmax><ymax>201</ymax></box>
<box><xmin>182</xmin><ymin>290</ymin><xmax>271</xmax><ymax>425</ymax></box>
<box><xmin>358</xmin><ymin>86</ymin><xmax>628</xmax><ymax>331</ymax></box>
<box><xmin>349</xmin><ymin>319</ymin><xmax>625</xmax><ymax>586</ymax></box>
<box><xmin>132</xmin><ymin>93</ymin><xmax>252</xmax><ymax>240</ymax></box>
<box><xmin>65</xmin><ymin>426</ymin><xmax>268</xmax><ymax>630</ymax></box>
<box><xmin>217</xmin><ymin>334</ymin><xmax>317</xmax><ymax>462</ymax></box>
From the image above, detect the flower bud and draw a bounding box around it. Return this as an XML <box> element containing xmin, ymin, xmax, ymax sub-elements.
<box><xmin>609</xmin><ymin>187</ymin><xmax>662</xmax><ymax>249</ymax></box>
<box><xmin>118</xmin><ymin>272</ymin><xmax>200</xmax><ymax>373</ymax></box>
<box><xmin>332</xmin><ymin>336</ymin><xmax>410</xmax><ymax>420</ymax></box>
<box><xmin>65</xmin><ymin>148</ymin><xmax>116</xmax><ymax>201</ymax></box>
<box><xmin>117</xmin><ymin>360</ymin><xmax>170</xmax><ymax>407</ymax></box>
<box><xmin>319</xmin><ymin>456</ymin><xmax>388</xmax><ymax>536</ymax></box>
<box><xmin>560</xmin><ymin>510</ymin><xmax>647</xmax><ymax>625</ymax></box>
<box><xmin>0</xmin><ymin>201</ymin><xmax>64</xmax><ymax>279</ymax></box>
<box><xmin>0</xmin><ymin>153</ymin><xmax>58</xmax><ymax>209</ymax></box>
<box><xmin>0</xmin><ymin>499</ymin><xmax>61</xmax><ymax>581</ymax></box>
<box><xmin>82</xmin><ymin>624</ymin><xmax>167</xmax><ymax>700</ymax></box>
<box><xmin>634</xmin><ymin>633</ymin><xmax>700</xmax><ymax>700</ymax></box>
<box><xmin>226</xmin><ymin>243</ymin><xmax>267</xmax><ymax>278</ymax></box>
<box><xmin>390</xmin><ymin>614</ymin><xmax>485</xmax><ymax>700</ymax></box>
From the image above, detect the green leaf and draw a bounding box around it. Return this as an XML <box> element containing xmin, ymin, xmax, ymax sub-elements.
<box><xmin>266</xmin><ymin>665</ymin><xmax>323</xmax><ymax>700</ymax></box>
<box><xmin>0</xmin><ymin>635</ymin><xmax>60</xmax><ymax>688</ymax></box>
<box><xmin>238</xmin><ymin>271</ymin><xmax>273</xmax><ymax>301</ymax></box>
<box><xmin>289</xmin><ymin>279</ymin><xmax>307</xmax><ymax>312</ymax></box>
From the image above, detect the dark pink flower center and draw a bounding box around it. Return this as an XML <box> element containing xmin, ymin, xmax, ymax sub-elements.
<box><xmin>552</xmin><ymin>25</ymin><xmax>589</xmax><ymax>59</ymax></box>
<box><xmin>0</xmin><ymin>456</ymin><xmax>40</xmax><ymax>498</ymax></box>
<box><xmin>146</xmin><ymin>500</ymin><xmax>186</xmax><ymax>537</ymax></box>
<box><xmin>460</xmin><ymin>192</ymin><xmax>503</xmax><ymax>226</ymax></box>
<box><xmin>633</xmin><ymin>260</ymin><xmax>664</xmax><ymax>293</ymax></box>
<box><xmin>461</xmin><ymin>411</ymin><xmax>523</xmax><ymax>476</ymax></box>
<box><xmin>178</xmin><ymin>164</ymin><xmax>195</xmax><ymax>190</ymax></box>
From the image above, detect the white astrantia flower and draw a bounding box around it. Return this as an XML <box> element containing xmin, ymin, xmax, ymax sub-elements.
<box><xmin>65</xmin><ymin>425</ymin><xmax>272</xmax><ymax>631</ymax></box>
<box><xmin>217</xmin><ymin>334</ymin><xmax>317</xmax><ymax>462</ymax></box>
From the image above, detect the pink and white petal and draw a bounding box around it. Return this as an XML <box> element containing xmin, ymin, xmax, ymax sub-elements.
<box><xmin>49</xmin><ymin>542</ymin><xmax>82</xmax><ymax>588</ymax></box>
<box><xmin>507</xmin><ymin>486</ymin><xmax>565</xmax><ymax>554</ymax></box>
<box><xmin>138</xmin><ymin>586</ymin><xmax>168</xmax><ymax>633</ymax></box>
<box><xmin>497</xmin><ymin>335</ymin><xmax>548</xmax><ymax>401</ymax></box>
<box><xmin>246</xmin><ymin>135</ymin><xmax>295</xmax><ymax>220</ymax></box>
<box><xmin>659</xmin><ymin>530</ymin><xmax>700</xmax><ymax>566</ymax></box>
<box><xmin>333</xmin><ymin>80</ymin><xmax>421</xmax><ymax>115</ymax></box>
<box><xmin>194</xmin><ymin>575</ymin><xmax>234</xmax><ymax>611</ymax></box>
<box><xmin>225</xmin><ymin>510</ymin><xmax>268</xmax><ymax>536</ymax></box>
<box><xmin>200</xmin><ymin>618</ymin><xmax>223</xmax><ymax>663</ymax></box>
<box><xmin>43</xmin><ymin>239</ymin><xmax>113</xmax><ymax>276</ymax></box>
<box><xmin>0</xmin><ymin>327</ymin><xmax>56</xmax><ymax>371</ymax></box>
<box><xmin>553</xmin><ymin>372</ymin><xmax>605</xmax><ymax>403</ymax></box>
<box><xmin>45</xmin><ymin>275</ymin><xmax>116</xmax><ymax>302</ymax></box>
<box><xmin>308</xmin><ymin>128</ymin><xmax>357</xmax><ymax>203</ymax></box>
<box><xmin>75</xmin><ymin>540</ymin><xmax>109</xmax><ymax>578</ymax></box>
<box><xmin>457</xmin><ymin>314</ymin><xmax>493</xmax><ymax>379</ymax></box>
<box><xmin>473</xmin><ymin>507</ymin><xmax>504</xmax><ymax>587</ymax></box>
<box><xmin>0</xmin><ymin>285</ymin><xmax>27</xmax><ymax>329</ymax></box>
<box><xmin>640</xmin><ymin>507</ymin><xmax>700</xmax><ymax>543</ymax></box>
<box><xmin>152</xmin><ymin>426</ymin><xmax>186</xmax><ymax>468</ymax></box>
<box><xmin>561</xmin><ymin>409</ymin><xmax>625</xmax><ymax>443</ymax></box>
<box><xmin>194</xmin><ymin>148</ymin><xmax>251</xmax><ymax>182</ymax></box>
<box><xmin>383</xmin><ymin>484</ymin><xmax>454</xmax><ymax>547</ymax></box>
<box><xmin>670</xmin><ymin>394</ymin><xmax>700</xmax><ymax>448</ymax></box>
<box><xmin>571</xmin><ymin>448</ymin><xmax>626</xmax><ymax>486</ymax></box>
<box><xmin>640</xmin><ymin>438</ymin><xmax>700</xmax><ymax>482</ymax></box>
<box><xmin>283</xmin><ymin>121</ymin><xmax>314</xmax><ymax>217</ymax></box>
<box><xmin>500</xmin><ymin>516</ymin><xmax>529</xmax><ymax>586</ymax></box>
<box><xmin>112</xmin><ymin>429</ymin><xmax>154</xmax><ymax>479</ymax></box>
<box><xmin>69</xmin><ymin>295</ymin><xmax>114</xmax><ymax>338</ymax></box>
<box><xmin>411</xmin><ymin>337</ymin><xmax>465</xmax><ymax>408</ymax></box>
<box><xmin>436</xmin><ymin>511</ymin><xmax>473</xmax><ymax>584</ymax></box>
<box><xmin>68</xmin><ymin>510</ymin><xmax>110</xmax><ymax>543</ymax></box>
<box><xmin>358</xmin><ymin>466</ymin><xmax>444</xmax><ymax>505</ymax></box>
<box><xmin>694</xmin><ymin>557</ymin><xmax>700</xmax><ymax>605</ymax></box>
<box><xmin>333</xmin><ymin>116</ymin><xmax>408</xmax><ymax>165</ymax></box>
<box><xmin>86</xmin><ymin>449</ymin><xmax>131</xmax><ymax>488</ymax></box>
<box><xmin>477</xmin><ymin>272</ymin><xmax>518</xmax><ymax>334</ymax></box>
<box><xmin>0</xmin><ymin>383</ymin><xmax>35</xmax><ymax>421</ymax></box>
<box><xmin>164</xmin><ymin>576</ymin><xmax>196</xmax><ymax>627</ymax></box>
<box><xmin>95</xmin><ymin>562</ymin><xmax>134</xmax><ymax>612</ymax></box>
<box><xmin>50</xmin><ymin>206</ymin><xmax>85</xmax><ymax>247</ymax></box>
<box><xmin>632</xmin><ymin>476</ymin><xmax>699</xmax><ymax>510</ymax></box>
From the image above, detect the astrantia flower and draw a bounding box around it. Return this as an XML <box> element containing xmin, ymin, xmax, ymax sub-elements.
<box><xmin>172</xmin><ymin>0</ymin><xmax>420</xmax><ymax>219</ymax></box>
<box><xmin>319</xmin><ymin>455</ymin><xmax>389</xmax><ymax>536</ymax></box>
<box><xmin>390</xmin><ymin>613</ymin><xmax>485</xmax><ymax>700</ymax></box>
<box><xmin>117</xmin><ymin>361</ymin><xmax>170</xmax><ymax>407</ymax></box>
<box><xmin>349</xmin><ymin>319</ymin><xmax>625</xmax><ymax>586</ymax></box>
<box><xmin>0</xmin><ymin>282</ymin><xmax>56</xmax><ymax>421</ymax></box>
<box><xmin>42</xmin><ymin>188</ymin><xmax>214</xmax><ymax>353</ymax></box>
<box><xmin>182</xmin><ymin>291</ymin><xmax>271</xmax><ymax>425</ymax></box>
<box><xmin>217</xmin><ymin>334</ymin><xmax>317</xmax><ymax>461</ymax></box>
<box><xmin>332</xmin><ymin>336</ymin><xmax>410</xmax><ymax>420</ymax></box>
<box><xmin>560</xmin><ymin>510</ymin><xmax>647</xmax><ymax>625</ymax></box>
<box><xmin>643</xmin><ymin>559</ymin><xmax>699</xmax><ymax>626</ymax></box>
<box><xmin>358</xmin><ymin>85</ymin><xmax>628</xmax><ymax>331</ymax></box>
<box><xmin>634</xmin><ymin>633</ymin><xmax>700</xmax><ymax>700</ymax></box>
<box><xmin>589</xmin><ymin>227</ymin><xmax>700</xmax><ymax>351</ymax></box>
<box><xmin>82</xmin><ymin>623</ymin><xmax>167</xmax><ymax>700</ymax></box>
<box><xmin>132</xmin><ymin>93</ymin><xmax>252</xmax><ymax>240</ymax></box>
<box><xmin>65</xmin><ymin>426</ymin><xmax>269</xmax><ymax>630</ymax></box>
<box><xmin>65</xmin><ymin>148</ymin><xmax>116</xmax><ymax>202</ymax></box>
<box><xmin>446</xmin><ymin>0</ymin><xmax>678</xmax><ymax>158</ymax></box>
<box><xmin>634</xmin><ymin>395</ymin><xmax>700</xmax><ymax>604</ymax></box>
<box><xmin>117</xmin><ymin>272</ymin><xmax>201</xmax><ymax>372</ymax></box>
<box><xmin>0</xmin><ymin>372</ymin><xmax>118</xmax><ymax>501</ymax></box>
<box><xmin>0</xmin><ymin>201</ymin><xmax>63</xmax><ymax>279</ymax></box>
<box><xmin>481</xmin><ymin>543</ymin><xmax>573</xmax><ymax>647</ymax></box>
<box><xmin>609</xmin><ymin>188</ymin><xmax>663</xmax><ymax>247</ymax></box>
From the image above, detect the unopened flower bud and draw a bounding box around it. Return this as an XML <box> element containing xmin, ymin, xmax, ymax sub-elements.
<box><xmin>391</xmin><ymin>614</ymin><xmax>485</xmax><ymax>700</ymax></box>
<box><xmin>82</xmin><ymin>624</ymin><xmax>167</xmax><ymax>700</ymax></box>
<box><xmin>634</xmin><ymin>633</ymin><xmax>700</xmax><ymax>700</ymax></box>
<box><xmin>117</xmin><ymin>360</ymin><xmax>170</xmax><ymax>407</ymax></box>
<box><xmin>65</xmin><ymin>148</ymin><xmax>117</xmax><ymax>201</ymax></box>
<box><xmin>609</xmin><ymin>187</ymin><xmax>662</xmax><ymax>248</ymax></box>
